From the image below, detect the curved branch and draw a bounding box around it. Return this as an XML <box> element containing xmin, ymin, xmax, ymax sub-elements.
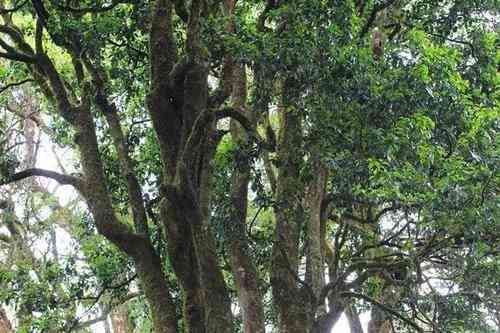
<box><xmin>215</xmin><ymin>107</ymin><xmax>275</xmax><ymax>151</ymax></box>
<box><xmin>214</xmin><ymin>107</ymin><xmax>253</xmax><ymax>132</ymax></box>
<box><xmin>0</xmin><ymin>168</ymin><xmax>81</xmax><ymax>187</ymax></box>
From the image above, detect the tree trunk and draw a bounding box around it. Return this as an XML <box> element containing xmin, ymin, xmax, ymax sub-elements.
<box><xmin>0</xmin><ymin>309</ymin><xmax>12</xmax><ymax>333</ymax></box>
<box><xmin>227</xmin><ymin>63</ymin><xmax>266</xmax><ymax>333</ymax></box>
<box><xmin>305</xmin><ymin>156</ymin><xmax>328</xmax><ymax>317</ymax></box>
<box><xmin>368</xmin><ymin>286</ymin><xmax>395</xmax><ymax>333</ymax></box>
<box><xmin>111</xmin><ymin>304</ymin><xmax>130</xmax><ymax>333</ymax></box>
<box><xmin>271</xmin><ymin>79</ymin><xmax>309</xmax><ymax>332</ymax></box>
<box><xmin>70</xmin><ymin>106</ymin><xmax>177</xmax><ymax>333</ymax></box>
<box><xmin>346</xmin><ymin>304</ymin><xmax>364</xmax><ymax>333</ymax></box>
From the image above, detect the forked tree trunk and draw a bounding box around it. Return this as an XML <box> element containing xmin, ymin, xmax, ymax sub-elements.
<box><xmin>149</xmin><ymin>1</ymin><xmax>234</xmax><ymax>331</ymax></box>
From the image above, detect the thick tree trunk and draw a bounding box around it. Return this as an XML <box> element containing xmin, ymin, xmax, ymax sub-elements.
<box><xmin>70</xmin><ymin>107</ymin><xmax>177</xmax><ymax>333</ymax></box>
<box><xmin>148</xmin><ymin>1</ymin><xmax>233</xmax><ymax>330</ymax></box>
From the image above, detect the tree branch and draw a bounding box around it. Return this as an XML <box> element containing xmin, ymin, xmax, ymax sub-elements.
<box><xmin>214</xmin><ymin>107</ymin><xmax>253</xmax><ymax>132</ymax></box>
<box><xmin>70</xmin><ymin>292</ymin><xmax>140</xmax><ymax>331</ymax></box>
<box><xmin>358</xmin><ymin>0</ymin><xmax>397</xmax><ymax>39</ymax></box>
<box><xmin>0</xmin><ymin>168</ymin><xmax>80</xmax><ymax>187</ymax></box>
<box><xmin>0</xmin><ymin>78</ymin><xmax>33</xmax><ymax>94</ymax></box>
<box><xmin>0</xmin><ymin>48</ymin><xmax>35</xmax><ymax>63</ymax></box>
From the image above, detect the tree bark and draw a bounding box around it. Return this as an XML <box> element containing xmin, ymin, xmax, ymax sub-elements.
<box><xmin>346</xmin><ymin>304</ymin><xmax>364</xmax><ymax>333</ymax></box>
<box><xmin>111</xmin><ymin>304</ymin><xmax>130</xmax><ymax>333</ymax></box>
<box><xmin>71</xmin><ymin>106</ymin><xmax>177</xmax><ymax>333</ymax></box>
<box><xmin>367</xmin><ymin>282</ymin><xmax>395</xmax><ymax>333</ymax></box>
<box><xmin>227</xmin><ymin>63</ymin><xmax>266</xmax><ymax>333</ymax></box>
<box><xmin>305</xmin><ymin>156</ymin><xmax>328</xmax><ymax>318</ymax></box>
<box><xmin>148</xmin><ymin>1</ymin><xmax>233</xmax><ymax>331</ymax></box>
<box><xmin>271</xmin><ymin>79</ymin><xmax>309</xmax><ymax>332</ymax></box>
<box><xmin>0</xmin><ymin>308</ymin><xmax>12</xmax><ymax>333</ymax></box>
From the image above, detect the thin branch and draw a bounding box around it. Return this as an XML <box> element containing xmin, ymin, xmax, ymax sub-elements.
<box><xmin>358</xmin><ymin>0</ymin><xmax>398</xmax><ymax>39</ymax></box>
<box><xmin>70</xmin><ymin>292</ymin><xmax>140</xmax><ymax>331</ymax></box>
<box><xmin>0</xmin><ymin>78</ymin><xmax>33</xmax><ymax>94</ymax></box>
<box><xmin>247</xmin><ymin>205</ymin><xmax>264</xmax><ymax>237</ymax></box>
<box><xmin>68</xmin><ymin>275</ymin><xmax>139</xmax><ymax>332</ymax></box>
<box><xmin>106</xmin><ymin>38</ymin><xmax>148</xmax><ymax>58</ymax></box>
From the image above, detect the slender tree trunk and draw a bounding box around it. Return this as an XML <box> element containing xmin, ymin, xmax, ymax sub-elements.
<box><xmin>227</xmin><ymin>63</ymin><xmax>266</xmax><ymax>333</ymax></box>
<box><xmin>367</xmin><ymin>284</ymin><xmax>395</xmax><ymax>333</ymax></box>
<box><xmin>305</xmin><ymin>156</ymin><xmax>328</xmax><ymax>319</ymax></box>
<box><xmin>0</xmin><ymin>308</ymin><xmax>12</xmax><ymax>333</ymax></box>
<box><xmin>70</xmin><ymin>106</ymin><xmax>177</xmax><ymax>333</ymax></box>
<box><xmin>111</xmin><ymin>304</ymin><xmax>130</xmax><ymax>333</ymax></box>
<box><xmin>346</xmin><ymin>304</ymin><xmax>364</xmax><ymax>333</ymax></box>
<box><xmin>271</xmin><ymin>79</ymin><xmax>309</xmax><ymax>332</ymax></box>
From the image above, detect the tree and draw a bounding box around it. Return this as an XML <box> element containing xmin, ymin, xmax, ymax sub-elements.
<box><xmin>0</xmin><ymin>0</ymin><xmax>498</xmax><ymax>332</ymax></box>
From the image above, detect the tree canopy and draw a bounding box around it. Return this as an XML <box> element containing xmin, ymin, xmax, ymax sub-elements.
<box><xmin>0</xmin><ymin>0</ymin><xmax>498</xmax><ymax>332</ymax></box>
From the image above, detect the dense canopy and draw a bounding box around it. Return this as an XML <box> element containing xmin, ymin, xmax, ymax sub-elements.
<box><xmin>0</xmin><ymin>0</ymin><xmax>498</xmax><ymax>332</ymax></box>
